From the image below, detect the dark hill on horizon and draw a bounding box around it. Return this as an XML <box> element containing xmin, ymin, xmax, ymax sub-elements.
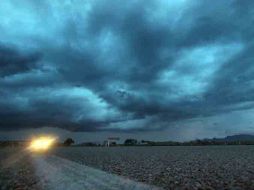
<box><xmin>211</xmin><ymin>134</ymin><xmax>254</xmax><ymax>142</ymax></box>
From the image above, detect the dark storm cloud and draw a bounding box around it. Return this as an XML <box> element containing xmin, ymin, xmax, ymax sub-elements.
<box><xmin>0</xmin><ymin>0</ymin><xmax>254</xmax><ymax>131</ymax></box>
<box><xmin>0</xmin><ymin>45</ymin><xmax>41</xmax><ymax>77</ymax></box>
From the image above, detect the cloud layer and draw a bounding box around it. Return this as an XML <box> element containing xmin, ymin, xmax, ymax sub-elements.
<box><xmin>0</xmin><ymin>0</ymin><xmax>254</xmax><ymax>132</ymax></box>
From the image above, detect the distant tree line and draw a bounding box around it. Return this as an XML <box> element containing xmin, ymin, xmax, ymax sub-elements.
<box><xmin>0</xmin><ymin>141</ymin><xmax>28</xmax><ymax>147</ymax></box>
<box><xmin>124</xmin><ymin>139</ymin><xmax>254</xmax><ymax>146</ymax></box>
<box><xmin>2</xmin><ymin>137</ymin><xmax>254</xmax><ymax>148</ymax></box>
<box><xmin>136</xmin><ymin>139</ymin><xmax>254</xmax><ymax>146</ymax></box>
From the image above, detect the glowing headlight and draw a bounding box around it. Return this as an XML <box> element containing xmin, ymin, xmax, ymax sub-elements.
<box><xmin>29</xmin><ymin>136</ymin><xmax>56</xmax><ymax>152</ymax></box>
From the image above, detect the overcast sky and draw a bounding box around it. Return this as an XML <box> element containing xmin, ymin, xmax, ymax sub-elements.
<box><xmin>0</xmin><ymin>0</ymin><xmax>254</xmax><ymax>141</ymax></box>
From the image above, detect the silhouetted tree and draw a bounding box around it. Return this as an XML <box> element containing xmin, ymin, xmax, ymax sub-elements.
<box><xmin>64</xmin><ymin>138</ymin><xmax>75</xmax><ymax>146</ymax></box>
<box><xmin>124</xmin><ymin>139</ymin><xmax>137</xmax><ymax>146</ymax></box>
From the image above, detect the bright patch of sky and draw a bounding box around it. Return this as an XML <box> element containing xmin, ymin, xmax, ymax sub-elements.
<box><xmin>159</xmin><ymin>43</ymin><xmax>243</xmax><ymax>101</ymax></box>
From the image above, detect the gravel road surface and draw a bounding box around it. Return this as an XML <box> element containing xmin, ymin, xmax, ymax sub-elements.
<box><xmin>32</xmin><ymin>155</ymin><xmax>159</xmax><ymax>190</ymax></box>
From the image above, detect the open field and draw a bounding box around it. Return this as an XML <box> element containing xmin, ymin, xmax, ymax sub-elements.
<box><xmin>1</xmin><ymin>146</ymin><xmax>254</xmax><ymax>190</ymax></box>
<box><xmin>52</xmin><ymin>146</ymin><xmax>254</xmax><ymax>190</ymax></box>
